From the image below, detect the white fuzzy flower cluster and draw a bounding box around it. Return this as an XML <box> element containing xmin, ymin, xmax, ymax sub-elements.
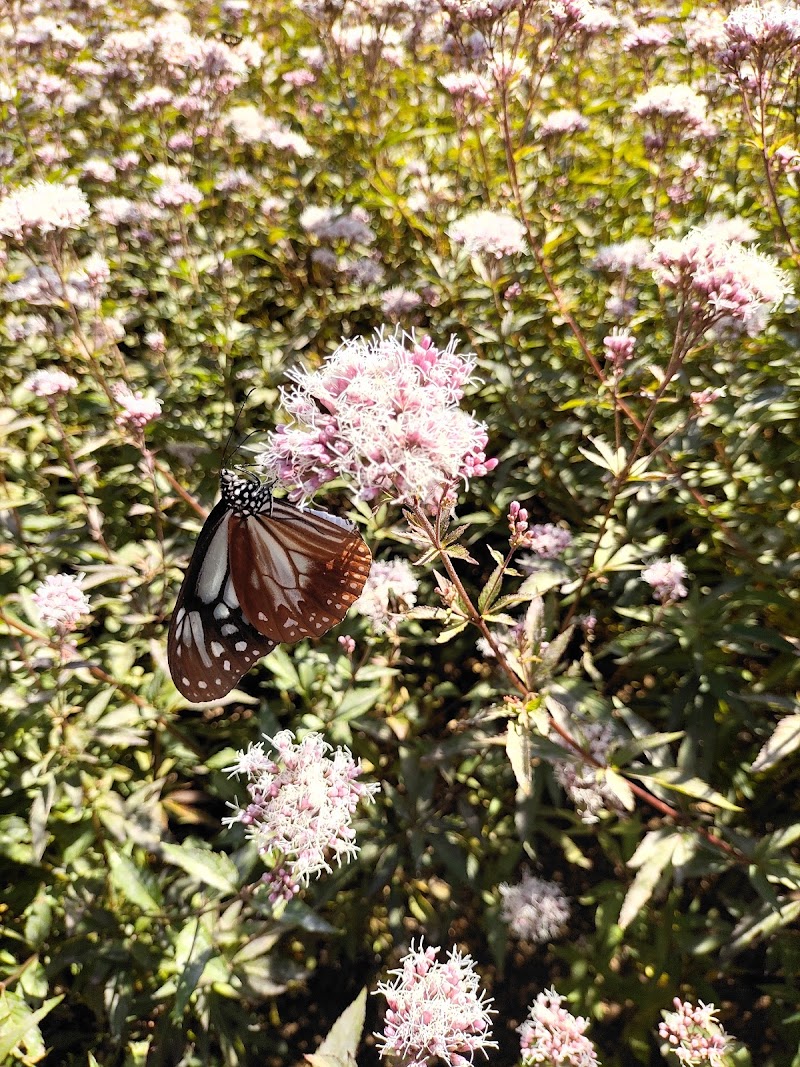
<box><xmin>0</xmin><ymin>181</ymin><xmax>90</xmax><ymax>242</ymax></box>
<box><xmin>499</xmin><ymin>872</ymin><xmax>571</xmax><ymax>944</ymax></box>
<box><xmin>553</xmin><ymin>721</ymin><xmax>624</xmax><ymax>824</ymax></box>
<box><xmin>449</xmin><ymin>209</ymin><xmax>527</xmax><ymax>258</ymax></box>
<box><xmin>518</xmin><ymin>988</ymin><xmax>600</xmax><ymax>1066</ymax></box>
<box><xmin>540</xmin><ymin>108</ymin><xmax>589</xmax><ymax>137</ymax></box>
<box><xmin>32</xmin><ymin>573</ymin><xmax>91</xmax><ymax>635</ymax></box>
<box><xmin>631</xmin><ymin>84</ymin><xmax>711</xmax><ymax>133</ymax></box>
<box><xmin>223</xmin><ymin>731</ymin><xmax>380</xmax><ymax>889</ymax></box>
<box><xmin>24</xmin><ymin>368</ymin><xmax>77</xmax><ymax>397</ymax></box>
<box><xmin>641</xmin><ymin>556</ymin><xmax>688</xmax><ymax>603</ymax></box>
<box><xmin>354</xmin><ymin>558</ymin><xmax>419</xmax><ymax>633</ymax></box>
<box><xmin>651</xmin><ymin>228</ymin><xmax>792</xmax><ymax>334</ymax></box>
<box><xmin>376</xmin><ymin>941</ymin><xmax>497</xmax><ymax>1067</ymax></box>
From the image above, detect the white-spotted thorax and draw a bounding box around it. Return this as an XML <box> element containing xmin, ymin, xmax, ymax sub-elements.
<box><xmin>219</xmin><ymin>467</ymin><xmax>275</xmax><ymax>517</ymax></box>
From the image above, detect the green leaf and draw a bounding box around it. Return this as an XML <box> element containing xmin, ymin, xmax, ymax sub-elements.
<box><xmin>619</xmin><ymin>829</ymin><xmax>680</xmax><ymax>931</ymax></box>
<box><xmin>160</xmin><ymin>842</ymin><xmax>239</xmax><ymax>895</ymax></box>
<box><xmin>613</xmin><ymin>731</ymin><xmax>685</xmax><ymax>766</ymax></box>
<box><xmin>751</xmin><ymin>715</ymin><xmax>800</xmax><ymax>774</ymax></box>
<box><xmin>0</xmin><ymin>992</ymin><xmax>63</xmax><ymax>1063</ymax></box>
<box><xmin>336</xmin><ymin>687</ymin><xmax>382</xmax><ymax>722</ymax></box>
<box><xmin>106</xmin><ymin>844</ymin><xmax>162</xmax><ymax>912</ymax></box>
<box><xmin>628</xmin><ymin>768</ymin><xmax>742</xmax><ymax>811</ymax></box>
<box><xmin>506</xmin><ymin>718</ymin><xmax>533</xmax><ymax>797</ymax></box>
<box><xmin>304</xmin><ymin>988</ymin><xmax>367</xmax><ymax>1067</ymax></box>
<box><xmin>171</xmin><ymin>918</ymin><xmax>214</xmax><ymax>1019</ymax></box>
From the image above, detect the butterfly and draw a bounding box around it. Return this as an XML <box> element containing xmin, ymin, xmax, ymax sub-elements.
<box><xmin>167</xmin><ymin>468</ymin><xmax>372</xmax><ymax>702</ymax></box>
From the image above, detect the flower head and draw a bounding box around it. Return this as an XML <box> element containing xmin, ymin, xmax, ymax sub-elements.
<box><xmin>449</xmin><ymin>209</ymin><xmax>526</xmax><ymax>258</ymax></box>
<box><xmin>520</xmin><ymin>523</ymin><xmax>573</xmax><ymax>560</ymax></box>
<box><xmin>354</xmin><ymin>558</ymin><xmax>419</xmax><ymax>633</ymax></box>
<box><xmin>658</xmin><ymin>998</ymin><xmax>732</xmax><ymax>1066</ymax></box>
<box><xmin>720</xmin><ymin>1</ymin><xmax>800</xmax><ymax>67</ymax></box>
<box><xmin>540</xmin><ymin>108</ymin><xmax>589</xmax><ymax>137</ymax></box>
<box><xmin>257</xmin><ymin>331</ymin><xmax>498</xmax><ymax>507</ymax></box>
<box><xmin>518</xmin><ymin>988</ymin><xmax>599</xmax><ymax>1066</ymax></box>
<box><xmin>651</xmin><ymin>229</ymin><xmax>792</xmax><ymax>334</ymax></box>
<box><xmin>603</xmin><ymin>326</ymin><xmax>636</xmax><ymax>370</ymax></box>
<box><xmin>112</xmin><ymin>384</ymin><xmax>162</xmax><ymax>430</ymax></box>
<box><xmin>642</xmin><ymin>556</ymin><xmax>688</xmax><ymax>603</ymax></box>
<box><xmin>376</xmin><ymin>941</ymin><xmax>497</xmax><ymax>1067</ymax></box>
<box><xmin>552</xmin><ymin>720</ymin><xmax>623</xmax><ymax>823</ymax></box>
<box><xmin>0</xmin><ymin>181</ymin><xmax>89</xmax><ymax>242</ymax></box>
<box><xmin>24</xmin><ymin>368</ymin><xmax>77</xmax><ymax>397</ymax></box>
<box><xmin>32</xmin><ymin>573</ymin><xmax>90</xmax><ymax>635</ymax></box>
<box><xmin>499</xmin><ymin>873</ymin><xmax>571</xmax><ymax>944</ymax></box>
<box><xmin>223</xmin><ymin>730</ymin><xmax>380</xmax><ymax>889</ymax></box>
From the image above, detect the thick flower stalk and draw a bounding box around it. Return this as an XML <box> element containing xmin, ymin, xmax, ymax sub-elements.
<box><xmin>375</xmin><ymin>941</ymin><xmax>497</xmax><ymax>1067</ymax></box>
<box><xmin>257</xmin><ymin>331</ymin><xmax>497</xmax><ymax>507</ymax></box>
<box><xmin>223</xmin><ymin>731</ymin><xmax>380</xmax><ymax>895</ymax></box>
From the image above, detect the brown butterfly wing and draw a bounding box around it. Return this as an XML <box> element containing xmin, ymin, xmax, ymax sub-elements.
<box><xmin>228</xmin><ymin>500</ymin><xmax>372</xmax><ymax>644</ymax></box>
<box><xmin>167</xmin><ymin>501</ymin><xmax>277</xmax><ymax>701</ymax></box>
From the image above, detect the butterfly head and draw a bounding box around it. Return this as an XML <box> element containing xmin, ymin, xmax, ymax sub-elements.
<box><xmin>220</xmin><ymin>468</ymin><xmax>274</xmax><ymax>516</ymax></box>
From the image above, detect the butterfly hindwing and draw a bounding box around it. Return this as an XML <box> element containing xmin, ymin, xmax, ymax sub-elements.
<box><xmin>228</xmin><ymin>500</ymin><xmax>372</xmax><ymax>644</ymax></box>
<box><xmin>167</xmin><ymin>500</ymin><xmax>276</xmax><ymax>701</ymax></box>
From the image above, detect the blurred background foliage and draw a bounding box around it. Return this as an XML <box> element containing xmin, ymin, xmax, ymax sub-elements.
<box><xmin>1</xmin><ymin>0</ymin><xmax>799</xmax><ymax>1064</ymax></box>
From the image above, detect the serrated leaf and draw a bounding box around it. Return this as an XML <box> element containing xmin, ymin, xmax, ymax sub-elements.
<box><xmin>161</xmin><ymin>842</ymin><xmax>238</xmax><ymax>894</ymax></box>
<box><xmin>445</xmin><ymin>543</ymin><xmax>478</xmax><ymax>564</ymax></box>
<box><xmin>751</xmin><ymin>715</ymin><xmax>800</xmax><ymax>774</ymax></box>
<box><xmin>478</xmin><ymin>561</ymin><xmax>505</xmax><ymax>615</ymax></box>
<box><xmin>106</xmin><ymin>844</ymin><xmax>162</xmax><ymax>912</ymax></box>
<box><xmin>613</xmin><ymin>731</ymin><xmax>685</xmax><ymax>765</ymax></box>
<box><xmin>628</xmin><ymin>768</ymin><xmax>742</xmax><ymax>811</ymax></box>
<box><xmin>0</xmin><ymin>992</ymin><xmax>63</xmax><ymax>1063</ymax></box>
<box><xmin>172</xmin><ymin>918</ymin><xmax>214</xmax><ymax>1019</ymax></box>
<box><xmin>304</xmin><ymin>988</ymin><xmax>367</xmax><ymax>1067</ymax></box>
<box><xmin>722</xmin><ymin>899</ymin><xmax>800</xmax><ymax>961</ymax></box>
<box><xmin>506</xmin><ymin>718</ymin><xmax>533</xmax><ymax>797</ymax></box>
<box><xmin>619</xmin><ymin>830</ymin><xmax>680</xmax><ymax>930</ymax></box>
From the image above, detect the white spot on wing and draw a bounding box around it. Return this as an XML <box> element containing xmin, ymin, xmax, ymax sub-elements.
<box><xmin>196</xmin><ymin>517</ymin><xmax>230</xmax><ymax>604</ymax></box>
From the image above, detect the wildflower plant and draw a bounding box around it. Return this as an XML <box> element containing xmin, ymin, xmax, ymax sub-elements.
<box><xmin>1</xmin><ymin>0</ymin><xmax>799</xmax><ymax>1063</ymax></box>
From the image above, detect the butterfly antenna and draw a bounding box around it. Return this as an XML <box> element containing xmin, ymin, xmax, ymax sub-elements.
<box><xmin>220</xmin><ymin>388</ymin><xmax>256</xmax><ymax>472</ymax></box>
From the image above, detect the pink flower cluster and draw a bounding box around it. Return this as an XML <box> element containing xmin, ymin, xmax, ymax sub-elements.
<box><xmin>223</xmin><ymin>731</ymin><xmax>380</xmax><ymax>890</ymax></box>
<box><xmin>651</xmin><ymin>229</ymin><xmax>792</xmax><ymax>335</ymax></box>
<box><xmin>499</xmin><ymin>872</ymin><xmax>571</xmax><ymax>944</ymax></box>
<box><xmin>258</xmin><ymin>331</ymin><xmax>498</xmax><ymax>507</ymax></box>
<box><xmin>32</xmin><ymin>573</ymin><xmax>91</xmax><ymax>635</ymax></box>
<box><xmin>112</xmin><ymin>384</ymin><xmax>162</xmax><ymax>430</ymax></box>
<box><xmin>508</xmin><ymin>504</ymin><xmax>572</xmax><ymax>559</ymax></box>
<box><xmin>642</xmin><ymin>557</ymin><xmax>688</xmax><ymax>603</ymax></box>
<box><xmin>354</xmin><ymin>558</ymin><xmax>419</xmax><ymax>634</ymax></box>
<box><xmin>720</xmin><ymin>1</ymin><xmax>800</xmax><ymax>67</ymax></box>
<box><xmin>0</xmin><ymin>180</ymin><xmax>90</xmax><ymax>242</ymax></box>
<box><xmin>24</xmin><ymin>368</ymin><xmax>77</xmax><ymax>397</ymax></box>
<box><xmin>518</xmin><ymin>988</ymin><xmax>599</xmax><ymax>1066</ymax></box>
<box><xmin>603</xmin><ymin>326</ymin><xmax>636</xmax><ymax>370</ymax></box>
<box><xmin>449</xmin><ymin>209</ymin><xmax>527</xmax><ymax>258</ymax></box>
<box><xmin>658</xmin><ymin>998</ymin><xmax>732</xmax><ymax>1066</ymax></box>
<box><xmin>376</xmin><ymin>941</ymin><xmax>497</xmax><ymax>1067</ymax></box>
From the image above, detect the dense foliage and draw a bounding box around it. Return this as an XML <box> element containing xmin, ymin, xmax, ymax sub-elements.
<box><xmin>1</xmin><ymin>0</ymin><xmax>799</xmax><ymax>1065</ymax></box>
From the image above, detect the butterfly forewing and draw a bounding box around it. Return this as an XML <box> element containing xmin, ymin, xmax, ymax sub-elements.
<box><xmin>228</xmin><ymin>500</ymin><xmax>372</xmax><ymax>644</ymax></box>
<box><xmin>167</xmin><ymin>500</ymin><xmax>276</xmax><ymax>701</ymax></box>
